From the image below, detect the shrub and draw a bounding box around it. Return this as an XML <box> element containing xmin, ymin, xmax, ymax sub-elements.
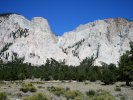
<box><xmin>74</xmin><ymin>96</ymin><xmax>84</xmax><ymax>100</ymax></box>
<box><xmin>23</xmin><ymin>93</ymin><xmax>49</xmax><ymax>100</ymax></box>
<box><xmin>89</xmin><ymin>90</ymin><xmax>116</xmax><ymax>100</ymax></box>
<box><xmin>20</xmin><ymin>86</ymin><xmax>29</xmax><ymax>93</ymax></box>
<box><xmin>66</xmin><ymin>87</ymin><xmax>70</xmax><ymax>91</ymax></box>
<box><xmin>101</xmin><ymin>69</ymin><xmax>116</xmax><ymax>85</ymax></box>
<box><xmin>38</xmin><ymin>86</ymin><xmax>43</xmax><ymax>88</ymax></box>
<box><xmin>0</xmin><ymin>92</ymin><xmax>7</xmax><ymax>100</ymax></box>
<box><xmin>20</xmin><ymin>83</ymin><xmax>37</xmax><ymax>93</ymax></box>
<box><xmin>64</xmin><ymin>90</ymin><xmax>82</xmax><ymax>100</ymax></box>
<box><xmin>18</xmin><ymin>73</ymin><xmax>26</xmax><ymax>81</ymax></box>
<box><xmin>16</xmin><ymin>93</ymin><xmax>22</xmax><ymax>97</ymax></box>
<box><xmin>120</xmin><ymin>96</ymin><xmax>126</xmax><ymax>100</ymax></box>
<box><xmin>115</xmin><ymin>87</ymin><xmax>121</xmax><ymax>91</ymax></box>
<box><xmin>89</xmin><ymin>72</ymin><xmax>98</xmax><ymax>82</ymax></box>
<box><xmin>86</xmin><ymin>90</ymin><xmax>96</xmax><ymax>96</ymax></box>
<box><xmin>90</xmin><ymin>76</ymin><xmax>97</xmax><ymax>82</ymax></box>
<box><xmin>29</xmin><ymin>86</ymin><xmax>37</xmax><ymax>92</ymax></box>
<box><xmin>84</xmin><ymin>82</ymin><xmax>88</xmax><ymax>85</ymax></box>
<box><xmin>118</xmin><ymin>42</ymin><xmax>133</xmax><ymax>86</ymax></box>
<box><xmin>47</xmin><ymin>86</ymin><xmax>65</xmax><ymax>96</ymax></box>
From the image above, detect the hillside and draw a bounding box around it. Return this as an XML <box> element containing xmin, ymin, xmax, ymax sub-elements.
<box><xmin>0</xmin><ymin>13</ymin><xmax>133</xmax><ymax>66</ymax></box>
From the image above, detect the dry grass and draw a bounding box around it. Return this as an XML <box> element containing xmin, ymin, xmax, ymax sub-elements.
<box><xmin>0</xmin><ymin>80</ymin><xmax>133</xmax><ymax>100</ymax></box>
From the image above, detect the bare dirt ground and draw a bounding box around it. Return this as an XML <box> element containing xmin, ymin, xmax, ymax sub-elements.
<box><xmin>0</xmin><ymin>80</ymin><xmax>133</xmax><ymax>100</ymax></box>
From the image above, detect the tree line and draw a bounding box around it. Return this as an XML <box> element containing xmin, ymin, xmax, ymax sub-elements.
<box><xmin>0</xmin><ymin>42</ymin><xmax>133</xmax><ymax>86</ymax></box>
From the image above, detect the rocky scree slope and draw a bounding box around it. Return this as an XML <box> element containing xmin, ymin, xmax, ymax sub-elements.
<box><xmin>0</xmin><ymin>13</ymin><xmax>133</xmax><ymax>66</ymax></box>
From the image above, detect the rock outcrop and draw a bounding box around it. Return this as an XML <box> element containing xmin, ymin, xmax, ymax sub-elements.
<box><xmin>0</xmin><ymin>13</ymin><xmax>133</xmax><ymax>66</ymax></box>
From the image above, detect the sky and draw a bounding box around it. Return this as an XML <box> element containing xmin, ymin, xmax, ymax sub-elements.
<box><xmin>0</xmin><ymin>0</ymin><xmax>133</xmax><ymax>36</ymax></box>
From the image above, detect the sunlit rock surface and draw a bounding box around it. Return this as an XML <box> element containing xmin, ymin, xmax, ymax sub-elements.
<box><xmin>0</xmin><ymin>14</ymin><xmax>133</xmax><ymax>66</ymax></box>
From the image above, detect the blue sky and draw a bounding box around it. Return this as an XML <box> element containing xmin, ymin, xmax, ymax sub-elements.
<box><xmin>0</xmin><ymin>0</ymin><xmax>133</xmax><ymax>35</ymax></box>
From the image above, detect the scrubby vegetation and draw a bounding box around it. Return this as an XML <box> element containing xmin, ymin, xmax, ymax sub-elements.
<box><xmin>47</xmin><ymin>86</ymin><xmax>65</xmax><ymax>96</ymax></box>
<box><xmin>10</xmin><ymin>27</ymin><xmax>29</xmax><ymax>39</ymax></box>
<box><xmin>0</xmin><ymin>42</ymin><xmax>133</xmax><ymax>87</ymax></box>
<box><xmin>0</xmin><ymin>57</ymin><xmax>118</xmax><ymax>85</ymax></box>
<box><xmin>0</xmin><ymin>43</ymin><xmax>13</xmax><ymax>53</ymax></box>
<box><xmin>0</xmin><ymin>92</ymin><xmax>7</xmax><ymax>100</ymax></box>
<box><xmin>64</xmin><ymin>90</ymin><xmax>82</xmax><ymax>100</ymax></box>
<box><xmin>23</xmin><ymin>93</ymin><xmax>49</xmax><ymax>100</ymax></box>
<box><xmin>118</xmin><ymin>42</ymin><xmax>133</xmax><ymax>86</ymax></box>
<box><xmin>47</xmin><ymin>86</ymin><xmax>83</xmax><ymax>99</ymax></box>
<box><xmin>47</xmin><ymin>86</ymin><xmax>116</xmax><ymax>100</ymax></box>
<box><xmin>20</xmin><ymin>83</ymin><xmax>37</xmax><ymax>93</ymax></box>
<box><xmin>101</xmin><ymin>63</ymin><xmax>117</xmax><ymax>85</ymax></box>
<box><xmin>0</xmin><ymin>55</ymin><xmax>116</xmax><ymax>83</ymax></box>
<box><xmin>0</xmin><ymin>13</ymin><xmax>14</xmax><ymax>18</ymax></box>
<box><xmin>115</xmin><ymin>87</ymin><xmax>121</xmax><ymax>91</ymax></box>
<box><xmin>88</xmin><ymin>90</ymin><xmax>116</xmax><ymax>100</ymax></box>
<box><xmin>86</xmin><ymin>90</ymin><xmax>96</xmax><ymax>96</ymax></box>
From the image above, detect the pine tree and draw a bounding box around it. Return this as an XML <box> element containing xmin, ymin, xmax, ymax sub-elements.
<box><xmin>119</xmin><ymin>42</ymin><xmax>133</xmax><ymax>86</ymax></box>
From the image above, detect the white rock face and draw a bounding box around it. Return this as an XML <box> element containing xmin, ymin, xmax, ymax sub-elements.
<box><xmin>0</xmin><ymin>14</ymin><xmax>133</xmax><ymax>66</ymax></box>
<box><xmin>0</xmin><ymin>14</ymin><xmax>67</xmax><ymax>65</ymax></box>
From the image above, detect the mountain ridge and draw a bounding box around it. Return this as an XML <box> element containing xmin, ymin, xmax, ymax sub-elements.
<box><xmin>0</xmin><ymin>13</ymin><xmax>133</xmax><ymax>66</ymax></box>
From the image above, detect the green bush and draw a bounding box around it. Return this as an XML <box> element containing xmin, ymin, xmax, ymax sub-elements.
<box><xmin>115</xmin><ymin>87</ymin><xmax>121</xmax><ymax>91</ymax></box>
<box><xmin>29</xmin><ymin>86</ymin><xmax>37</xmax><ymax>92</ymax></box>
<box><xmin>20</xmin><ymin>83</ymin><xmax>37</xmax><ymax>93</ymax></box>
<box><xmin>89</xmin><ymin>90</ymin><xmax>116</xmax><ymax>100</ymax></box>
<box><xmin>23</xmin><ymin>93</ymin><xmax>49</xmax><ymax>100</ymax></box>
<box><xmin>101</xmin><ymin>69</ymin><xmax>116</xmax><ymax>85</ymax></box>
<box><xmin>20</xmin><ymin>86</ymin><xmax>29</xmax><ymax>93</ymax></box>
<box><xmin>86</xmin><ymin>90</ymin><xmax>96</xmax><ymax>96</ymax></box>
<box><xmin>64</xmin><ymin>90</ymin><xmax>82</xmax><ymax>100</ymax></box>
<box><xmin>47</xmin><ymin>86</ymin><xmax>83</xmax><ymax>99</ymax></box>
<box><xmin>89</xmin><ymin>72</ymin><xmax>98</xmax><ymax>82</ymax></box>
<box><xmin>89</xmin><ymin>75</ymin><xmax>97</xmax><ymax>82</ymax></box>
<box><xmin>18</xmin><ymin>73</ymin><xmax>26</xmax><ymax>81</ymax></box>
<box><xmin>47</xmin><ymin>86</ymin><xmax>65</xmax><ymax>96</ymax></box>
<box><xmin>118</xmin><ymin>42</ymin><xmax>133</xmax><ymax>86</ymax></box>
<box><xmin>0</xmin><ymin>92</ymin><xmax>7</xmax><ymax>100</ymax></box>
